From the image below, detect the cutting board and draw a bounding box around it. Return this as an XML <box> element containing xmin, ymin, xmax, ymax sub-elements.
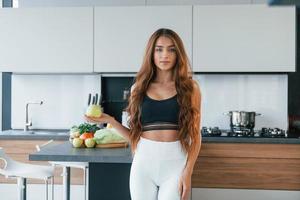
<box><xmin>96</xmin><ymin>141</ymin><xmax>129</xmax><ymax>148</ymax></box>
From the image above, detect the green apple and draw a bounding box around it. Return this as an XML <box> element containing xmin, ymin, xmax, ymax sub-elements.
<box><xmin>85</xmin><ymin>105</ymin><xmax>102</xmax><ymax>118</ymax></box>
<box><xmin>72</xmin><ymin>138</ymin><xmax>83</xmax><ymax>148</ymax></box>
<box><xmin>85</xmin><ymin>138</ymin><xmax>96</xmax><ymax>148</ymax></box>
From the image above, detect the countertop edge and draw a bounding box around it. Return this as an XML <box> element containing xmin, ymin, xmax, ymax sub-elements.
<box><xmin>29</xmin><ymin>154</ymin><xmax>133</xmax><ymax>163</ymax></box>
<box><xmin>202</xmin><ymin>137</ymin><xmax>300</xmax><ymax>144</ymax></box>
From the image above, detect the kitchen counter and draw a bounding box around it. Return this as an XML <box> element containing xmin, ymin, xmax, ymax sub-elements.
<box><xmin>29</xmin><ymin>138</ymin><xmax>300</xmax><ymax>165</ymax></box>
<box><xmin>0</xmin><ymin>129</ymin><xmax>69</xmax><ymax>140</ymax></box>
<box><xmin>29</xmin><ymin>141</ymin><xmax>132</xmax><ymax>163</ymax></box>
<box><xmin>202</xmin><ymin>136</ymin><xmax>300</xmax><ymax>144</ymax></box>
<box><xmin>1</xmin><ymin>129</ymin><xmax>300</xmax><ymax>144</ymax></box>
<box><xmin>30</xmin><ymin>141</ymin><xmax>132</xmax><ymax>200</ymax></box>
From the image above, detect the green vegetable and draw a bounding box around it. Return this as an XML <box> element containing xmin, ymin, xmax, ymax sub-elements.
<box><xmin>75</xmin><ymin>123</ymin><xmax>100</xmax><ymax>135</ymax></box>
<box><xmin>70</xmin><ymin>126</ymin><xmax>79</xmax><ymax>134</ymax></box>
<box><xmin>94</xmin><ymin>128</ymin><xmax>126</xmax><ymax>144</ymax></box>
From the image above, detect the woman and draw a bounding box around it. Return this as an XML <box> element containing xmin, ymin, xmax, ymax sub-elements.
<box><xmin>85</xmin><ymin>28</ymin><xmax>201</xmax><ymax>200</ymax></box>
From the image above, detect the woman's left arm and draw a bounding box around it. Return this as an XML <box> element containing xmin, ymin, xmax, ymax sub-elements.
<box><xmin>179</xmin><ymin>80</ymin><xmax>202</xmax><ymax>200</ymax></box>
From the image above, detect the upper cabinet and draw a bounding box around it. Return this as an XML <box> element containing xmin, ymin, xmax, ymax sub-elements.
<box><xmin>94</xmin><ymin>6</ymin><xmax>192</xmax><ymax>72</ymax></box>
<box><xmin>146</xmin><ymin>0</ymin><xmax>252</xmax><ymax>5</ymax></box>
<box><xmin>0</xmin><ymin>5</ymin><xmax>295</xmax><ymax>73</ymax></box>
<box><xmin>0</xmin><ymin>7</ymin><xmax>93</xmax><ymax>73</ymax></box>
<box><xmin>193</xmin><ymin>5</ymin><xmax>296</xmax><ymax>72</ymax></box>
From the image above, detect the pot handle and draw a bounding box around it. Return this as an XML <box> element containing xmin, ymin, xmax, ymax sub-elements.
<box><xmin>223</xmin><ymin>112</ymin><xmax>232</xmax><ymax>116</ymax></box>
<box><xmin>255</xmin><ymin>113</ymin><xmax>262</xmax><ymax>116</ymax></box>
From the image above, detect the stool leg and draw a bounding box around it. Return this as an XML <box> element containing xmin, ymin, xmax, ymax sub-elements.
<box><xmin>83</xmin><ymin>168</ymin><xmax>86</xmax><ymax>200</ymax></box>
<box><xmin>45</xmin><ymin>179</ymin><xmax>48</xmax><ymax>200</ymax></box>
<box><xmin>23</xmin><ymin>178</ymin><xmax>27</xmax><ymax>200</ymax></box>
<box><xmin>17</xmin><ymin>177</ymin><xmax>22</xmax><ymax>200</ymax></box>
<box><xmin>62</xmin><ymin>166</ymin><xmax>70</xmax><ymax>200</ymax></box>
<box><xmin>51</xmin><ymin>176</ymin><xmax>54</xmax><ymax>200</ymax></box>
<box><xmin>17</xmin><ymin>177</ymin><xmax>26</xmax><ymax>200</ymax></box>
<box><xmin>85</xmin><ymin>167</ymin><xmax>89</xmax><ymax>200</ymax></box>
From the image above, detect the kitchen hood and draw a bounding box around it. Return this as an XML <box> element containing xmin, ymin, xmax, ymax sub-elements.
<box><xmin>268</xmin><ymin>0</ymin><xmax>300</xmax><ymax>6</ymax></box>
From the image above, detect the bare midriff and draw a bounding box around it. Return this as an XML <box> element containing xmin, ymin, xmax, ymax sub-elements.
<box><xmin>141</xmin><ymin>130</ymin><xmax>179</xmax><ymax>142</ymax></box>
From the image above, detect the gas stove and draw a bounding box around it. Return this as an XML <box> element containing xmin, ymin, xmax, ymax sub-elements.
<box><xmin>201</xmin><ymin>126</ymin><xmax>288</xmax><ymax>138</ymax></box>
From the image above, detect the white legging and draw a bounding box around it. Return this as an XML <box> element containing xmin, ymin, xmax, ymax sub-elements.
<box><xmin>129</xmin><ymin>137</ymin><xmax>188</xmax><ymax>200</ymax></box>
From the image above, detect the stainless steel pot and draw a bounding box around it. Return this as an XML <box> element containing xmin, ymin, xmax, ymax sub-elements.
<box><xmin>223</xmin><ymin>111</ymin><xmax>262</xmax><ymax>130</ymax></box>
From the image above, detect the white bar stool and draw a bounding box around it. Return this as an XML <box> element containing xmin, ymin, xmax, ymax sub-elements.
<box><xmin>36</xmin><ymin>140</ymin><xmax>88</xmax><ymax>200</ymax></box>
<box><xmin>0</xmin><ymin>147</ymin><xmax>55</xmax><ymax>200</ymax></box>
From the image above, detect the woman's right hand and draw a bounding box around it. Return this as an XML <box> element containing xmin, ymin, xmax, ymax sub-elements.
<box><xmin>84</xmin><ymin>113</ymin><xmax>114</xmax><ymax>125</ymax></box>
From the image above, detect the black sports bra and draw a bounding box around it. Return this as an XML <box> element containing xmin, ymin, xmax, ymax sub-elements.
<box><xmin>140</xmin><ymin>93</ymin><xmax>179</xmax><ymax>131</ymax></box>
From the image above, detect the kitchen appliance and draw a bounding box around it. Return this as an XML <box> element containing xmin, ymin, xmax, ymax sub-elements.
<box><xmin>269</xmin><ymin>0</ymin><xmax>300</xmax><ymax>6</ymax></box>
<box><xmin>223</xmin><ymin>111</ymin><xmax>261</xmax><ymax>132</ymax></box>
<box><xmin>201</xmin><ymin>126</ymin><xmax>288</xmax><ymax>138</ymax></box>
<box><xmin>121</xmin><ymin>89</ymin><xmax>130</xmax><ymax>128</ymax></box>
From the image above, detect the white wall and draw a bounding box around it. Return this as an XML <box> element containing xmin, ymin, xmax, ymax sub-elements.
<box><xmin>11</xmin><ymin>74</ymin><xmax>101</xmax><ymax>129</ymax></box>
<box><xmin>195</xmin><ymin>74</ymin><xmax>288</xmax><ymax>130</ymax></box>
<box><xmin>11</xmin><ymin>74</ymin><xmax>288</xmax><ymax>131</ymax></box>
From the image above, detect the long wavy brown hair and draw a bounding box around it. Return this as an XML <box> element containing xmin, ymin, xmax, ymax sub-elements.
<box><xmin>126</xmin><ymin>28</ymin><xmax>200</xmax><ymax>155</ymax></box>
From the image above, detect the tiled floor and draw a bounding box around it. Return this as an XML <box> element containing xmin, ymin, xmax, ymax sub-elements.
<box><xmin>0</xmin><ymin>183</ymin><xmax>85</xmax><ymax>200</ymax></box>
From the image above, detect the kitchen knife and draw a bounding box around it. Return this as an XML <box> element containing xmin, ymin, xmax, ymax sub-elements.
<box><xmin>87</xmin><ymin>93</ymin><xmax>91</xmax><ymax>106</ymax></box>
<box><xmin>99</xmin><ymin>93</ymin><xmax>102</xmax><ymax>105</ymax></box>
<box><xmin>92</xmin><ymin>96</ymin><xmax>95</xmax><ymax>105</ymax></box>
<box><xmin>95</xmin><ymin>93</ymin><xmax>98</xmax><ymax>105</ymax></box>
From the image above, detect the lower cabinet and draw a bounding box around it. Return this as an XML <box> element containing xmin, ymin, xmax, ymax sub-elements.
<box><xmin>193</xmin><ymin>143</ymin><xmax>300</xmax><ymax>190</ymax></box>
<box><xmin>192</xmin><ymin>188</ymin><xmax>300</xmax><ymax>200</ymax></box>
<box><xmin>0</xmin><ymin>140</ymin><xmax>84</xmax><ymax>185</ymax></box>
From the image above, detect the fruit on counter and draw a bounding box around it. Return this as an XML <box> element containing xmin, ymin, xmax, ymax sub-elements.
<box><xmin>71</xmin><ymin>131</ymin><xmax>80</xmax><ymax>138</ymax></box>
<box><xmin>85</xmin><ymin>105</ymin><xmax>102</xmax><ymax>118</ymax></box>
<box><xmin>69</xmin><ymin>126</ymin><xmax>80</xmax><ymax>138</ymax></box>
<box><xmin>69</xmin><ymin>123</ymin><xmax>103</xmax><ymax>148</ymax></box>
<box><xmin>73</xmin><ymin>138</ymin><xmax>84</xmax><ymax>148</ymax></box>
<box><xmin>79</xmin><ymin>132</ymin><xmax>94</xmax><ymax>140</ymax></box>
<box><xmin>85</xmin><ymin>138</ymin><xmax>96</xmax><ymax>148</ymax></box>
<box><xmin>107</xmin><ymin>123</ymin><xmax>113</xmax><ymax>129</ymax></box>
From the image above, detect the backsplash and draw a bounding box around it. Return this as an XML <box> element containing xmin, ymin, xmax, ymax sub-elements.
<box><xmin>10</xmin><ymin>74</ymin><xmax>288</xmax><ymax>131</ymax></box>
<box><xmin>195</xmin><ymin>74</ymin><xmax>288</xmax><ymax>130</ymax></box>
<box><xmin>11</xmin><ymin>74</ymin><xmax>101</xmax><ymax>129</ymax></box>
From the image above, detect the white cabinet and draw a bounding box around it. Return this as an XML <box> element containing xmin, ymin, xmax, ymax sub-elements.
<box><xmin>94</xmin><ymin>6</ymin><xmax>192</xmax><ymax>72</ymax></box>
<box><xmin>252</xmin><ymin>0</ymin><xmax>268</xmax><ymax>3</ymax></box>
<box><xmin>0</xmin><ymin>7</ymin><xmax>93</xmax><ymax>73</ymax></box>
<box><xmin>146</xmin><ymin>0</ymin><xmax>251</xmax><ymax>5</ymax></box>
<box><xmin>193</xmin><ymin>5</ymin><xmax>295</xmax><ymax>72</ymax></box>
<box><xmin>18</xmin><ymin>0</ymin><xmax>146</xmax><ymax>7</ymax></box>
